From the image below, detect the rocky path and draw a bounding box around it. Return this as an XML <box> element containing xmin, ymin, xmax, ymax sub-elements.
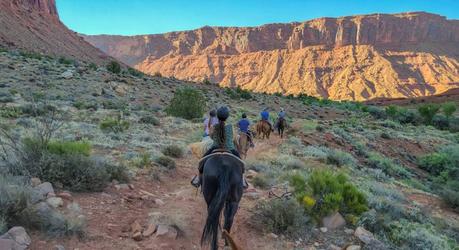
<box><xmin>30</xmin><ymin>136</ymin><xmax>289</xmax><ymax>250</ymax></box>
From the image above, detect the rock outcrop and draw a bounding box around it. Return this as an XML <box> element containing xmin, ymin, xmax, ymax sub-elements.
<box><xmin>0</xmin><ymin>0</ymin><xmax>109</xmax><ymax>63</ymax></box>
<box><xmin>85</xmin><ymin>12</ymin><xmax>459</xmax><ymax>100</ymax></box>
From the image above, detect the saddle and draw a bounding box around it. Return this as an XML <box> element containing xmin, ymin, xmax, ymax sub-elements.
<box><xmin>198</xmin><ymin>149</ymin><xmax>246</xmax><ymax>167</ymax></box>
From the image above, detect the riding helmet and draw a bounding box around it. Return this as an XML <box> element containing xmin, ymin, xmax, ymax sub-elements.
<box><xmin>241</xmin><ymin>113</ymin><xmax>247</xmax><ymax>119</ymax></box>
<box><xmin>217</xmin><ymin>106</ymin><xmax>230</xmax><ymax>121</ymax></box>
<box><xmin>209</xmin><ymin>110</ymin><xmax>216</xmax><ymax>117</ymax></box>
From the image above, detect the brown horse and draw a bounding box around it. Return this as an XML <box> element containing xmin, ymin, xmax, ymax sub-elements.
<box><xmin>236</xmin><ymin>132</ymin><xmax>250</xmax><ymax>159</ymax></box>
<box><xmin>256</xmin><ymin>120</ymin><xmax>271</xmax><ymax>139</ymax></box>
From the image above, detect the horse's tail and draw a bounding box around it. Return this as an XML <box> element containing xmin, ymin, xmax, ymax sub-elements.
<box><xmin>201</xmin><ymin>165</ymin><xmax>231</xmax><ymax>250</ymax></box>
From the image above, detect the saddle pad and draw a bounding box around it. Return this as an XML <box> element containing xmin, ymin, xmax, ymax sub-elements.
<box><xmin>199</xmin><ymin>152</ymin><xmax>246</xmax><ymax>167</ymax></box>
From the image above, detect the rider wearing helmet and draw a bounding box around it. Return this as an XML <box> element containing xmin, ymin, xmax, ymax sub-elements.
<box><xmin>238</xmin><ymin>113</ymin><xmax>254</xmax><ymax>147</ymax></box>
<box><xmin>192</xmin><ymin>106</ymin><xmax>248</xmax><ymax>188</ymax></box>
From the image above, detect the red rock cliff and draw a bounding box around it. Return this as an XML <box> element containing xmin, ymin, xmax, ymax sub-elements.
<box><xmin>85</xmin><ymin>12</ymin><xmax>459</xmax><ymax>100</ymax></box>
<box><xmin>0</xmin><ymin>0</ymin><xmax>109</xmax><ymax>63</ymax></box>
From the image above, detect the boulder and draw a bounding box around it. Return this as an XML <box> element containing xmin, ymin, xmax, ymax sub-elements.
<box><xmin>0</xmin><ymin>239</ymin><xmax>15</xmax><ymax>250</ymax></box>
<box><xmin>60</xmin><ymin>70</ymin><xmax>74</xmax><ymax>79</ymax></box>
<box><xmin>155</xmin><ymin>225</ymin><xmax>177</xmax><ymax>240</ymax></box>
<box><xmin>57</xmin><ymin>192</ymin><xmax>72</xmax><ymax>201</ymax></box>
<box><xmin>30</xmin><ymin>177</ymin><xmax>41</xmax><ymax>187</ymax></box>
<box><xmin>346</xmin><ymin>245</ymin><xmax>361</xmax><ymax>250</ymax></box>
<box><xmin>130</xmin><ymin>220</ymin><xmax>142</xmax><ymax>234</ymax></box>
<box><xmin>0</xmin><ymin>227</ymin><xmax>31</xmax><ymax>250</ymax></box>
<box><xmin>35</xmin><ymin>182</ymin><xmax>54</xmax><ymax>197</ymax></box>
<box><xmin>322</xmin><ymin>212</ymin><xmax>345</xmax><ymax>229</ymax></box>
<box><xmin>319</xmin><ymin>227</ymin><xmax>328</xmax><ymax>233</ymax></box>
<box><xmin>132</xmin><ymin>232</ymin><xmax>142</xmax><ymax>241</ymax></box>
<box><xmin>354</xmin><ymin>227</ymin><xmax>387</xmax><ymax>250</ymax></box>
<box><xmin>54</xmin><ymin>245</ymin><xmax>65</xmax><ymax>250</ymax></box>
<box><xmin>154</xmin><ymin>199</ymin><xmax>165</xmax><ymax>206</ymax></box>
<box><xmin>46</xmin><ymin>197</ymin><xmax>64</xmax><ymax>208</ymax></box>
<box><xmin>142</xmin><ymin>224</ymin><xmax>157</xmax><ymax>237</ymax></box>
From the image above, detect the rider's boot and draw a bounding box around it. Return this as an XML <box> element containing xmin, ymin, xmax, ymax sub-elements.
<box><xmin>191</xmin><ymin>174</ymin><xmax>202</xmax><ymax>188</ymax></box>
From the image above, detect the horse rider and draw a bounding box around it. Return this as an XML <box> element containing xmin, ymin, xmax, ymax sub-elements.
<box><xmin>237</xmin><ymin>113</ymin><xmax>255</xmax><ymax>148</ymax></box>
<box><xmin>203</xmin><ymin>109</ymin><xmax>218</xmax><ymax>137</ymax></box>
<box><xmin>275</xmin><ymin>107</ymin><xmax>286</xmax><ymax>130</ymax></box>
<box><xmin>191</xmin><ymin>106</ymin><xmax>248</xmax><ymax>188</ymax></box>
<box><xmin>260</xmin><ymin>107</ymin><xmax>274</xmax><ymax>131</ymax></box>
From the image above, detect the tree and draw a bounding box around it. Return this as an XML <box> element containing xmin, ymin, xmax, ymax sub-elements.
<box><xmin>442</xmin><ymin>102</ymin><xmax>457</xmax><ymax>119</ymax></box>
<box><xmin>165</xmin><ymin>87</ymin><xmax>206</xmax><ymax>120</ymax></box>
<box><xmin>418</xmin><ymin>104</ymin><xmax>440</xmax><ymax>125</ymax></box>
<box><xmin>106</xmin><ymin>61</ymin><xmax>121</xmax><ymax>74</ymax></box>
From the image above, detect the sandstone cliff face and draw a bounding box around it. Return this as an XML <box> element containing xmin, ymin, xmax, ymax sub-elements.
<box><xmin>0</xmin><ymin>0</ymin><xmax>108</xmax><ymax>63</ymax></box>
<box><xmin>85</xmin><ymin>12</ymin><xmax>459</xmax><ymax>100</ymax></box>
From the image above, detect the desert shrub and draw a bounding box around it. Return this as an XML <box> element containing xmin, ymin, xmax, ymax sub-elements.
<box><xmin>165</xmin><ymin>87</ymin><xmax>206</xmax><ymax>120</ymax></box>
<box><xmin>58</xmin><ymin>57</ymin><xmax>74</xmax><ymax>65</ymax></box>
<box><xmin>326</xmin><ymin>148</ymin><xmax>356</xmax><ymax>167</ymax></box>
<box><xmin>418</xmin><ymin>104</ymin><xmax>440</xmax><ymax>125</ymax></box>
<box><xmin>155</xmin><ymin>155</ymin><xmax>176</xmax><ymax>170</ymax></box>
<box><xmin>396</xmin><ymin>108</ymin><xmax>420</xmax><ymax>125</ymax></box>
<box><xmin>153</xmin><ymin>72</ymin><xmax>162</xmax><ymax>77</ymax></box>
<box><xmin>127</xmin><ymin>67</ymin><xmax>144</xmax><ymax>77</ymax></box>
<box><xmin>251</xmin><ymin>174</ymin><xmax>272</xmax><ymax>189</ymax></box>
<box><xmin>20</xmin><ymin>51</ymin><xmax>42</xmax><ymax>60</ymax></box>
<box><xmin>162</xmin><ymin>145</ymin><xmax>184</xmax><ymax>158</ymax></box>
<box><xmin>99</xmin><ymin>117</ymin><xmax>130</xmax><ymax>133</ymax></box>
<box><xmin>139</xmin><ymin>115</ymin><xmax>160</xmax><ymax>125</ymax></box>
<box><xmin>432</xmin><ymin>115</ymin><xmax>450</xmax><ymax>130</ymax></box>
<box><xmin>367</xmin><ymin>106</ymin><xmax>387</xmax><ymax>119</ymax></box>
<box><xmin>73</xmin><ymin>100</ymin><xmax>98</xmax><ymax>110</ymax></box>
<box><xmin>106</xmin><ymin>61</ymin><xmax>121</xmax><ymax>74</ymax></box>
<box><xmin>102</xmin><ymin>100</ymin><xmax>127</xmax><ymax>110</ymax></box>
<box><xmin>105</xmin><ymin>162</ymin><xmax>130</xmax><ymax>183</ymax></box>
<box><xmin>202</xmin><ymin>78</ymin><xmax>211</xmax><ymax>85</ymax></box>
<box><xmin>291</xmin><ymin>170</ymin><xmax>368</xmax><ymax>220</ymax></box>
<box><xmin>449</xmin><ymin>117</ymin><xmax>459</xmax><ymax>133</ymax></box>
<box><xmin>385</xmin><ymin>105</ymin><xmax>399</xmax><ymax>118</ymax></box>
<box><xmin>418</xmin><ymin>152</ymin><xmax>451</xmax><ymax>176</ymax></box>
<box><xmin>0</xmin><ymin>175</ymin><xmax>31</xmax><ymax>230</ymax></box>
<box><xmin>367</xmin><ymin>152</ymin><xmax>412</xmax><ymax>178</ymax></box>
<box><xmin>46</xmin><ymin>140</ymin><xmax>91</xmax><ymax>156</ymax></box>
<box><xmin>88</xmin><ymin>63</ymin><xmax>98</xmax><ymax>71</ymax></box>
<box><xmin>388</xmin><ymin>220</ymin><xmax>453</xmax><ymax>250</ymax></box>
<box><xmin>442</xmin><ymin>102</ymin><xmax>457</xmax><ymax>119</ymax></box>
<box><xmin>421</xmin><ymin>146</ymin><xmax>459</xmax><ymax>209</ymax></box>
<box><xmin>0</xmin><ymin>106</ymin><xmax>22</xmax><ymax>118</ymax></box>
<box><xmin>252</xmin><ymin>198</ymin><xmax>310</xmax><ymax>237</ymax></box>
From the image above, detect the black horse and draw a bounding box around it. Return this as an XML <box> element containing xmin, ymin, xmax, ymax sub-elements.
<box><xmin>201</xmin><ymin>154</ymin><xmax>244</xmax><ymax>250</ymax></box>
<box><xmin>277</xmin><ymin>117</ymin><xmax>287</xmax><ymax>138</ymax></box>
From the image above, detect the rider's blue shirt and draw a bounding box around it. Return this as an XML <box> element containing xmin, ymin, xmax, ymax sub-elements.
<box><xmin>261</xmin><ymin>110</ymin><xmax>269</xmax><ymax>121</ymax></box>
<box><xmin>238</xmin><ymin>119</ymin><xmax>250</xmax><ymax>133</ymax></box>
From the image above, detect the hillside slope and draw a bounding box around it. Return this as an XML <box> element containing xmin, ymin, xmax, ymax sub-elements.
<box><xmin>85</xmin><ymin>12</ymin><xmax>459</xmax><ymax>100</ymax></box>
<box><xmin>0</xmin><ymin>0</ymin><xmax>109</xmax><ymax>63</ymax></box>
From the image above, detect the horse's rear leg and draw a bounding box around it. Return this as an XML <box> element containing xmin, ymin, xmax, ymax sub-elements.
<box><xmin>223</xmin><ymin>202</ymin><xmax>239</xmax><ymax>234</ymax></box>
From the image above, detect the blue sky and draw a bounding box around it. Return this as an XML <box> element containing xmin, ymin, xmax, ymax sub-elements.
<box><xmin>57</xmin><ymin>0</ymin><xmax>459</xmax><ymax>36</ymax></box>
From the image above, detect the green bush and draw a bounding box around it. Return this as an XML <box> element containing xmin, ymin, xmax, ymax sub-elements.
<box><xmin>165</xmin><ymin>87</ymin><xmax>206</xmax><ymax>120</ymax></box>
<box><xmin>106</xmin><ymin>61</ymin><xmax>121</xmax><ymax>74</ymax></box>
<box><xmin>88</xmin><ymin>63</ymin><xmax>98</xmax><ymax>71</ymax></box>
<box><xmin>58</xmin><ymin>57</ymin><xmax>75</xmax><ymax>65</ymax></box>
<box><xmin>155</xmin><ymin>155</ymin><xmax>176</xmax><ymax>170</ymax></box>
<box><xmin>162</xmin><ymin>145</ymin><xmax>184</xmax><ymax>158</ymax></box>
<box><xmin>326</xmin><ymin>148</ymin><xmax>356</xmax><ymax>167</ymax></box>
<box><xmin>388</xmin><ymin>220</ymin><xmax>453</xmax><ymax>250</ymax></box>
<box><xmin>367</xmin><ymin>106</ymin><xmax>387</xmax><ymax>119</ymax></box>
<box><xmin>139</xmin><ymin>115</ymin><xmax>160</xmax><ymax>126</ymax></box>
<box><xmin>432</xmin><ymin>115</ymin><xmax>450</xmax><ymax>130</ymax></box>
<box><xmin>0</xmin><ymin>175</ymin><xmax>31</xmax><ymax>231</ymax></box>
<box><xmin>46</xmin><ymin>140</ymin><xmax>91</xmax><ymax>156</ymax></box>
<box><xmin>291</xmin><ymin>170</ymin><xmax>368</xmax><ymax>220</ymax></box>
<box><xmin>73</xmin><ymin>100</ymin><xmax>98</xmax><ymax>110</ymax></box>
<box><xmin>128</xmin><ymin>67</ymin><xmax>144</xmax><ymax>77</ymax></box>
<box><xmin>99</xmin><ymin>117</ymin><xmax>130</xmax><ymax>133</ymax></box>
<box><xmin>367</xmin><ymin>152</ymin><xmax>412</xmax><ymax>178</ymax></box>
<box><xmin>418</xmin><ymin>153</ymin><xmax>451</xmax><ymax>176</ymax></box>
<box><xmin>385</xmin><ymin>105</ymin><xmax>399</xmax><ymax>118</ymax></box>
<box><xmin>442</xmin><ymin>102</ymin><xmax>457</xmax><ymax>119</ymax></box>
<box><xmin>252</xmin><ymin>198</ymin><xmax>310</xmax><ymax>237</ymax></box>
<box><xmin>418</xmin><ymin>104</ymin><xmax>440</xmax><ymax>125</ymax></box>
<box><xmin>0</xmin><ymin>106</ymin><xmax>22</xmax><ymax>118</ymax></box>
<box><xmin>251</xmin><ymin>174</ymin><xmax>272</xmax><ymax>189</ymax></box>
<box><xmin>102</xmin><ymin>100</ymin><xmax>127</xmax><ymax>110</ymax></box>
<box><xmin>20</xmin><ymin>51</ymin><xmax>42</xmax><ymax>60</ymax></box>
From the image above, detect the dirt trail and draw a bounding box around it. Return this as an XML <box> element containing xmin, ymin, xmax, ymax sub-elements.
<box><xmin>31</xmin><ymin>135</ymin><xmax>290</xmax><ymax>250</ymax></box>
